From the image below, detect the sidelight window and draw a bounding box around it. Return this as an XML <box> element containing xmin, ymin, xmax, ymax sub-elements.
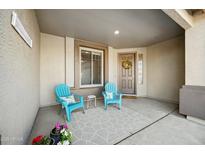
<box><xmin>138</xmin><ymin>53</ymin><xmax>143</xmax><ymax>84</ymax></box>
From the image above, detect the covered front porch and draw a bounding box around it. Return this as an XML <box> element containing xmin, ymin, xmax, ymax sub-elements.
<box><xmin>1</xmin><ymin>9</ymin><xmax>205</xmax><ymax>145</ymax></box>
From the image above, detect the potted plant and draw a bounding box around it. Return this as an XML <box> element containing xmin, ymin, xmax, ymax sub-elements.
<box><xmin>50</xmin><ymin>122</ymin><xmax>72</xmax><ymax>145</ymax></box>
<box><xmin>32</xmin><ymin>135</ymin><xmax>54</xmax><ymax>145</ymax></box>
<box><xmin>50</xmin><ymin>122</ymin><xmax>62</xmax><ymax>144</ymax></box>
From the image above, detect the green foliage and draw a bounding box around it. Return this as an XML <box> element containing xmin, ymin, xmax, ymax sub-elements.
<box><xmin>41</xmin><ymin>136</ymin><xmax>53</xmax><ymax>145</ymax></box>
<box><xmin>59</xmin><ymin>129</ymin><xmax>72</xmax><ymax>144</ymax></box>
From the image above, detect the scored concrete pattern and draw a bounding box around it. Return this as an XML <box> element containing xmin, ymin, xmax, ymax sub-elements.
<box><xmin>28</xmin><ymin>98</ymin><xmax>205</xmax><ymax>145</ymax></box>
<box><xmin>119</xmin><ymin>112</ymin><xmax>205</xmax><ymax>145</ymax></box>
<box><xmin>28</xmin><ymin>98</ymin><xmax>176</xmax><ymax>144</ymax></box>
<box><xmin>70</xmin><ymin>107</ymin><xmax>152</xmax><ymax>144</ymax></box>
<box><xmin>69</xmin><ymin>98</ymin><xmax>177</xmax><ymax>144</ymax></box>
<box><xmin>122</xmin><ymin>98</ymin><xmax>177</xmax><ymax>121</ymax></box>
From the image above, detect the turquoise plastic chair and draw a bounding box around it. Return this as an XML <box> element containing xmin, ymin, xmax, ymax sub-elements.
<box><xmin>102</xmin><ymin>82</ymin><xmax>123</xmax><ymax>110</ymax></box>
<box><xmin>55</xmin><ymin>84</ymin><xmax>85</xmax><ymax>122</ymax></box>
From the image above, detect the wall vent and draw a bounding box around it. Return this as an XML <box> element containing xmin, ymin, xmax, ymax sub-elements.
<box><xmin>11</xmin><ymin>11</ymin><xmax>32</xmax><ymax>48</ymax></box>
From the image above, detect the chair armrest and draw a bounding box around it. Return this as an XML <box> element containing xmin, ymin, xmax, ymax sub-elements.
<box><xmin>56</xmin><ymin>97</ymin><xmax>68</xmax><ymax>107</ymax></box>
<box><xmin>61</xmin><ymin>101</ymin><xmax>68</xmax><ymax>107</ymax></box>
<box><xmin>73</xmin><ymin>93</ymin><xmax>84</xmax><ymax>102</ymax></box>
<box><xmin>56</xmin><ymin>97</ymin><xmax>65</xmax><ymax>103</ymax></box>
<box><xmin>116</xmin><ymin>92</ymin><xmax>123</xmax><ymax>100</ymax></box>
<box><xmin>117</xmin><ymin>90</ymin><xmax>123</xmax><ymax>95</ymax></box>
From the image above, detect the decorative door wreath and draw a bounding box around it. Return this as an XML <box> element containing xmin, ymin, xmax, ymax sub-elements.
<box><xmin>122</xmin><ymin>59</ymin><xmax>132</xmax><ymax>69</ymax></box>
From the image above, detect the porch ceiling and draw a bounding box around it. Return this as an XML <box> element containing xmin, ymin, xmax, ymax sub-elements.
<box><xmin>36</xmin><ymin>9</ymin><xmax>184</xmax><ymax>48</ymax></box>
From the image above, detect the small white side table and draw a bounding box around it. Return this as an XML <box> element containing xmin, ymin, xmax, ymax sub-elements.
<box><xmin>87</xmin><ymin>95</ymin><xmax>96</xmax><ymax>109</ymax></box>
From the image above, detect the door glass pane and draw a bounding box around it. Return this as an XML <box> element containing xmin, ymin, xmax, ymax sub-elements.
<box><xmin>138</xmin><ymin>54</ymin><xmax>143</xmax><ymax>84</ymax></box>
<box><xmin>93</xmin><ymin>52</ymin><xmax>102</xmax><ymax>84</ymax></box>
<box><xmin>81</xmin><ymin>50</ymin><xmax>91</xmax><ymax>85</ymax></box>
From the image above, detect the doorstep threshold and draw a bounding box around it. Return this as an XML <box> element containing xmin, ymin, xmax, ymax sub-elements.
<box><xmin>122</xmin><ymin>94</ymin><xmax>137</xmax><ymax>99</ymax></box>
<box><xmin>123</xmin><ymin>94</ymin><xmax>137</xmax><ymax>96</ymax></box>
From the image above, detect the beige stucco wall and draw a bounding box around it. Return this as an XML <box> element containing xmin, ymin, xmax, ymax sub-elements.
<box><xmin>108</xmin><ymin>47</ymin><xmax>147</xmax><ymax>96</ymax></box>
<box><xmin>147</xmin><ymin>36</ymin><xmax>185</xmax><ymax>103</ymax></box>
<box><xmin>40</xmin><ymin>33</ymin><xmax>65</xmax><ymax>107</ymax></box>
<box><xmin>40</xmin><ymin>32</ymin><xmax>184</xmax><ymax>105</ymax></box>
<box><xmin>40</xmin><ymin>33</ymin><xmax>110</xmax><ymax>106</ymax></box>
<box><xmin>0</xmin><ymin>10</ymin><xmax>40</xmax><ymax>144</ymax></box>
<box><xmin>186</xmin><ymin>19</ymin><xmax>205</xmax><ymax>86</ymax></box>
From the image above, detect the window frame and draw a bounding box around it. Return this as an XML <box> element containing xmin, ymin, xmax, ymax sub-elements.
<box><xmin>79</xmin><ymin>47</ymin><xmax>104</xmax><ymax>88</ymax></box>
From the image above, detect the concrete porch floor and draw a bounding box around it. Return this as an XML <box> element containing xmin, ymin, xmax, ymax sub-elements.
<box><xmin>28</xmin><ymin>98</ymin><xmax>205</xmax><ymax>145</ymax></box>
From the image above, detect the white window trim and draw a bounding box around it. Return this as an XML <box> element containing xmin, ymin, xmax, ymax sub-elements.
<box><xmin>79</xmin><ymin>47</ymin><xmax>104</xmax><ymax>88</ymax></box>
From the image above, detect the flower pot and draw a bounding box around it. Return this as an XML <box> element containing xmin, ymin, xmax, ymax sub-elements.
<box><xmin>49</xmin><ymin>138</ymin><xmax>55</xmax><ymax>145</ymax></box>
<box><xmin>50</xmin><ymin>128</ymin><xmax>61</xmax><ymax>145</ymax></box>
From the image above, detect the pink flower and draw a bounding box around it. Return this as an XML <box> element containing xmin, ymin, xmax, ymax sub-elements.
<box><xmin>63</xmin><ymin>124</ymin><xmax>68</xmax><ymax>129</ymax></box>
<box><xmin>55</xmin><ymin>122</ymin><xmax>61</xmax><ymax>130</ymax></box>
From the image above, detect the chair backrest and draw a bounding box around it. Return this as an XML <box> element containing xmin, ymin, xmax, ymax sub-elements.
<box><xmin>55</xmin><ymin>84</ymin><xmax>71</xmax><ymax>98</ymax></box>
<box><xmin>105</xmin><ymin>82</ymin><xmax>117</xmax><ymax>93</ymax></box>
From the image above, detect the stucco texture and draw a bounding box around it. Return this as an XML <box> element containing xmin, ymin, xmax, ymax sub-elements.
<box><xmin>186</xmin><ymin>19</ymin><xmax>205</xmax><ymax>86</ymax></box>
<box><xmin>0</xmin><ymin>10</ymin><xmax>40</xmax><ymax>144</ymax></box>
<box><xmin>147</xmin><ymin>36</ymin><xmax>185</xmax><ymax>103</ymax></box>
<box><xmin>40</xmin><ymin>33</ymin><xmax>65</xmax><ymax>107</ymax></box>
